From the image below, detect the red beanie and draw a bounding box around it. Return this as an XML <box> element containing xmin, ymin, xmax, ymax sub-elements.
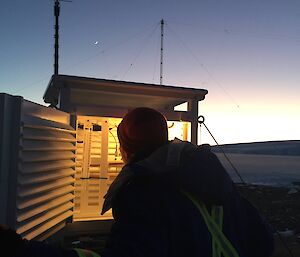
<box><xmin>117</xmin><ymin>107</ymin><xmax>168</xmax><ymax>157</ymax></box>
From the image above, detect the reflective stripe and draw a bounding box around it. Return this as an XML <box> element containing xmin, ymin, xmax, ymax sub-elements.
<box><xmin>74</xmin><ymin>248</ymin><xmax>101</xmax><ymax>257</ymax></box>
<box><xmin>181</xmin><ymin>190</ymin><xmax>239</xmax><ymax>257</ymax></box>
<box><xmin>212</xmin><ymin>206</ymin><xmax>223</xmax><ymax>257</ymax></box>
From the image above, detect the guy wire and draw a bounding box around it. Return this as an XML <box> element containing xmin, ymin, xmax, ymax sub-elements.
<box><xmin>197</xmin><ymin>115</ymin><xmax>246</xmax><ymax>185</ymax></box>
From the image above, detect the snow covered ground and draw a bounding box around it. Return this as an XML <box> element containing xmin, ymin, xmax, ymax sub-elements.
<box><xmin>216</xmin><ymin>153</ymin><xmax>300</xmax><ymax>186</ymax></box>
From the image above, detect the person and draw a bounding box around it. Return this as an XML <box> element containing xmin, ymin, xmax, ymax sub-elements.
<box><xmin>100</xmin><ymin>107</ymin><xmax>274</xmax><ymax>257</ymax></box>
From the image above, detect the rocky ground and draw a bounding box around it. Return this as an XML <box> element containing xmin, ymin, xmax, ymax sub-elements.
<box><xmin>237</xmin><ymin>183</ymin><xmax>300</xmax><ymax>257</ymax></box>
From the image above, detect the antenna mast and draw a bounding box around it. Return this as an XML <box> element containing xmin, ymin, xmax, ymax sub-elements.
<box><xmin>54</xmin><ymin>0</ymin><xmax>60</xmax><ymax>75</ymax></box>
<box><xmin>53</xmin><ymin>0</ymin><xmax>71</xmax><ymax>75</ymax></box>
<box><xmin>160</xmin><ymin>19</ymin><xmax>164</xmax><ymax>85</ymax></box>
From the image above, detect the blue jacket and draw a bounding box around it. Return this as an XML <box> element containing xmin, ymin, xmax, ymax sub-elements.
<box><xmin>101</xmin><ymin>139</ymin><xmax>274</xmax><ymax>257</ymax></box>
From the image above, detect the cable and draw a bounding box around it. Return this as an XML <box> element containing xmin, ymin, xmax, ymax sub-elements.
<box><xmin>197</xmin><ymin>115</ymin><xmax>246</xmax><ymax>184</ymax></box>
<box><xmin>121</xmin><ymin>22</ymin><xmax>160</xmax><ymax>80</ymax></box>
<box><xmin>62</xmin><ymin>22</ymin><xmax>160</xmax><ymax>73</ymax></box>
<box><xmin>166</xmin><ymin>24</ymin><xmax>240</xmax><ymax>109</ymax></box>
<box><xmin>12</xmin><ymin>75</ymin><xmax>50</xmax><ymax>94</ymax></box>
<box><xmin>166</xmin><ymin>20</ymin><xmax>300</xmax><ymax>42</ymax></box>
<box><xmin>109</xmin><ymin>126</ymin><xmax>118</xmax><ymax>159</ymax></box>
<box><xmin>274</xmin><ymin>230</ymin><xmax>295</xmax><ymax>257</ymax></box>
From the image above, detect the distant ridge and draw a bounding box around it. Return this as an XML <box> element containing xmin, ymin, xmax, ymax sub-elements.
<box><xmin>211</xmin><ymin>140</ymin><xmax>300</xmax><ymax>156</ymax></box>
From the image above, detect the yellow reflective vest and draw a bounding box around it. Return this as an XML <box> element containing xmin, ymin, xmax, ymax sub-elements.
<box><xmin>181</xmin><ymin>190</ymin><xmax>240</xmax><ymax>257</ymax></box>
<box><xmin>74</xmin><ymin>248</ymin><xmax>101</xmax><ymax>257</ymax></box>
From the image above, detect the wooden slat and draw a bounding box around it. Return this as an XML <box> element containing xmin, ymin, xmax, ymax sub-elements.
<box><xmin>17</xmin><ymin>193</ymin><xmax>74</xmax><ymax>222</ymax></box>
<box><xmin>36</xmin><ymin>222</ymin><xmax>66</xmax><ymax>241</ymax></box>
<box><xmin>20</xmin><ymin>160</ymin><xmax>75</xmax><ymax>174</ymax></box>
<box><xmin>22</xmin><ymin>135</ymin><xmax>76</xmax><ymax>142</ymax></box>
<box><xmin>16</xmin><ymin>202</ymin><xmax>74</xmax><ymax>234</ymax></box>
<box><xmin>21</xmin><ymin>210</ymin><xmax>73</xmax><ymax>240</ymax></box>
<box><xmin>17</xmin><ymin>185</ymin><xmax>74</xmax><ymax>209</ymax></box>
<box><xmin>18</xmin><ymin>177</ymin><xmax>74</xmax><ymax>197</ymax></box>
<box><xmin>22</xmin><ymin>146</ymin><xmax>76</xmax><ymax>152</ymax></box>
<box><xmin>18</xmin><ymin>168</ymin><xmax>75</xmax><ymax>185</ymax></box>
<box><xmin>20</xmin><ymin>152</ymin><xmax>75</xmax><ymax>162</ymax></box>
<box><xmin>21</xmin><ymin>115</ymin><xmax>72</xmax><ymax>131</ymax></box>
<box><xmin>108</xmin><ymin>161</ymin><xmax>123</xmax><ymax>166</ymax></box>
<box><xmin>23</xmin><ymin>124</ymin><xmax>77</xmax><ymax>134</ymax></box>
<box><xmin>21</xmin><ymin>140</ymin><xmax>76</xmax><ymax>152</ymax></box>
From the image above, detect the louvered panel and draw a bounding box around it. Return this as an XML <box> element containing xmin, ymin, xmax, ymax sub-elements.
<box><xmin>75</xmin><ymin>127</ymin><xmax>84</xmax><ymax>186</ymax></box>
<box><xmin>19</xmin><ymin>116</ymin><xmax>76</xmax><ymax>239</ymax></box>
<box><xmin>75</xmin><ymin>118</ymin><xmax>102</xmax><ymax>180</ymax></box>
<box><xmin>74</xmin><ymin>117</ymin><xmax>121</xmax><ymax>221</ymax></box>
<box><xmin>74</xmin><ymin>116</ymin><xmax>87</xmax><ymax>218</ymax></box>
<box><xmin>0</xmin><ymin>96</ymin><xmax>75</xmax><ymax>240</ymax></box>
<box><xmin>17</xmin><ymin>194</ymin><xmax>74</xmax><ymax>222</ymax></box>
<box><xmin>73</xmin><ymin>178</ymin><xmax>108</xmax><ymax>221</ymax></box>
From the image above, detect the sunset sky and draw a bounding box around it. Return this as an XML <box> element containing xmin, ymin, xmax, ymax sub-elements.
<box><xmin>1</xmin><ymin>0</ymin><xmax>299</xmax><ymax>144</ymax></box>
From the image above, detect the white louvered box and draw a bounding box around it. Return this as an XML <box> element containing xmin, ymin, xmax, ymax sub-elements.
<box><xmin>0</xmin><ymin>75</ymin><xmax>207</xmax><ymax>240</ymax></box>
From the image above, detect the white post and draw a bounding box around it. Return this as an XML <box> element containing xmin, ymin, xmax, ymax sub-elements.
<box><xmin>188</xmin><ymin>100</ymin><xmax>198</xmax><ymax>145</ymax></box>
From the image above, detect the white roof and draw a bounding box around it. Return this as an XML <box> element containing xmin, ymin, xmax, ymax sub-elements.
<box><xmin>44</xmin><ymin>75</ymin><xmax>208</xmax><ymax>111</ymax></box>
